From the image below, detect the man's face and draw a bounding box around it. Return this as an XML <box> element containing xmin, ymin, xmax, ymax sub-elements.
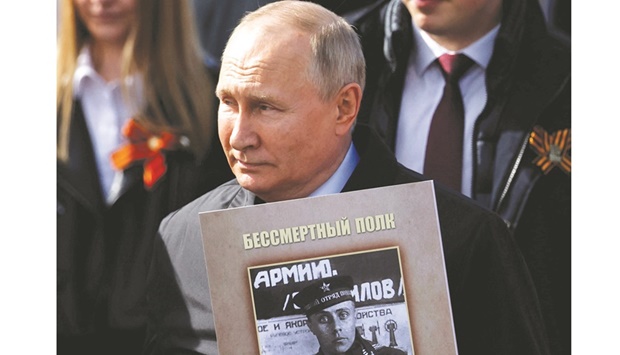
<box><xmin>307</xmin><ymin>300</ymin><xmax>357</xmax><ymax>354</ymax></box>
<box><xmin>401</xmin><ymin>0</ymin><xmax>502</xmax><ymax>49</ymax></box>
<box><xmin>216</xmin><ymin>25</ymin><xmax>346</xmax><ymax>202</ymax></box>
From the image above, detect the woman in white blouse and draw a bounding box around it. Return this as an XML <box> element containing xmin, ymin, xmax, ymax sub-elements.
<box><xmin>56</xmin><ymin>0</ymin><xmax>232</xmax><ymax>353</ymax></box>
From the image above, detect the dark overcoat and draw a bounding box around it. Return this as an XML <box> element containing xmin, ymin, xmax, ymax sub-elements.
<box><xmin>57</xmin><ymin>101</ymin><xmax>233</xmax><ymax>354</ymax></box>
<box><xmin>145</xmin><ymin>125</ymin><xmax>550</xmax><ymax>355</ymax></box>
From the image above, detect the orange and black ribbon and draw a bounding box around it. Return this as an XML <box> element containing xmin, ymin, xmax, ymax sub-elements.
<box><xmin>111</xmin><ymin>118</ymin><xmax>180</xmax><ymax>189</ymax></box>
<box><xmin>529</xmin><ymin>125</ymin><xmax>571</xmax><ymax>175</ymax></box>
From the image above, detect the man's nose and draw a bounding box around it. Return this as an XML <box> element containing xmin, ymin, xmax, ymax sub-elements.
<box><xmin>332</xmin><ymin>318</ymin><xmax>344</xmax><ymax>334</ymax></box>
<box><xmin>229</xmin><ymin>109</ymin><xmax>259</xmax><ymax>152</ymax></box>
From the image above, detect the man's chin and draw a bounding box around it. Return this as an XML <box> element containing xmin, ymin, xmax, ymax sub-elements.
<box><xmin>236</xmin><ymin>174</ymin><xmax>269</xmax><ymax>196</ymax></box>
<box><xmin>331</xmin><ymin>339</ymin><xmax>353</xmax><ymax>353</ymax></box>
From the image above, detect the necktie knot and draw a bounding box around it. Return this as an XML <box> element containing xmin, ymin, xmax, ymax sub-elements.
<box><xmin>437</xmin><ymin>53</ymin><xmax>474</xmax><ymax>82</ymax></box>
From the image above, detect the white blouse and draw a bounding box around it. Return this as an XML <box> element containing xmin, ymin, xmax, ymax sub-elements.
<box><xmin>72</xmin><ymin>46</ymin><xmax>142</xmax><ymax>204</ymax></box>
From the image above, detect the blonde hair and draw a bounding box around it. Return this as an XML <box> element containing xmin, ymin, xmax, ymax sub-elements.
<box><xmin>230</xmin><ymin>0</ymin><xmax>366</xmax><ymax>102</ymax></box>
<box><xmin>57</xmin><ymin>0</ymin><xmax>214</xmax><ymax>161</ymax></box>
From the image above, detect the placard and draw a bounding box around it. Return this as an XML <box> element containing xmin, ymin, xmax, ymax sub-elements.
<box><xmin>199</xmin><ymin>181</ymin><xmax>457</xmax><ymax>354</ymax></box>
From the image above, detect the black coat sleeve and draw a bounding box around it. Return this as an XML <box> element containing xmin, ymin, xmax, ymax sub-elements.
<box><xmin>143</xmin><ymin>208</ymin><xmax>218</xmax><ymax>355</ymax></box>
<box><xmin>437</xmin><ymin>191</ymin><xmax>551</xmax><ymax>355</ymax></box>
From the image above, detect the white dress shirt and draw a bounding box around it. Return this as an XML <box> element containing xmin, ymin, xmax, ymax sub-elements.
<box><xmin>395</xmin><ymin>24</ymin><xmax>499</xmax><ymax>197</ymax></box>
<box><xmin>73</xmin><ymin>46</ymin><xmax>142</xmax><ymax>204</ymax></box>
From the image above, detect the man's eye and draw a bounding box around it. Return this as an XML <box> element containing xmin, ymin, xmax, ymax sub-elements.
<box><xmin>318</xmin><ymin>315</ymin><xmax>330</xmax><ymax>323</ymax></box>
<box><xmin>338</xmin><ymin>311</ymin><xmax>350</xmax><ymax>320</ymax></box>
<box><xmin>258</xmin><ymin>104</ymin><xmax>271</xmax><ymax>111</ymax></box>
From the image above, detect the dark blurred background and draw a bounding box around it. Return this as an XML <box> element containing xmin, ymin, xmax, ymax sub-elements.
<box><xmin>191</xmin><ymin>0</ymin><xmax>570</xmax><ymax>71</ymax></box>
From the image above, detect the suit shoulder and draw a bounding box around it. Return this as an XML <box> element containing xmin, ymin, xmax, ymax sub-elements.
<box><xmin>159</xmin><ymin>179</ymin><xmax>243</xmax><ymax>240</ymax></box>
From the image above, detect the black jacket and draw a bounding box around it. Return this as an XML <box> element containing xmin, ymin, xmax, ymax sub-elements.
<box><xmin>347</xmin><ymin>1</ymin><xmax>570</xmax><ymax>353</ymax></box>
<box><xmin>145</xmin><ymin>125</ymin><xmax>549</xmax><ymax>355</ymax></box>
<box><xmin>57</xmin><ymin>101</ymin><xmax>233</xmax><ymax>354</ymax></box>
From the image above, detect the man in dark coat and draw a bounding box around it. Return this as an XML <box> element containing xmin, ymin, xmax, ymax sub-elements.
<box><xmin>346</xmin><ymin>0</ymin><xmax>570</xmax><ymax>353</ymax></box>
<box><xmin>144</xmin><ymin>2</ymin><xmax>550</xmax><ymax>354</ymax></box>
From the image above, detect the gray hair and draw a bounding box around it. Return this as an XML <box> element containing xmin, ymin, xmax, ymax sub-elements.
<box><xmin>231</xmin><ymin>0</ymin><xmax>366</xmax><ymax>101</ymax></box>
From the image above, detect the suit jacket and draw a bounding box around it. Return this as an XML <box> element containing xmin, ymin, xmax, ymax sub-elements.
<box><xmin>145</xmin><ymin>124</ymin><xmax>550</xmax><ymax>355</ymax></box>
<box><xmin>57</xmin><ymin>100</ymin><xmax>233</xmax><ymax>354</ymax></box>
<box><xmin>346</xmin><ymin>1</ymin><xmax>570</xmax><ymax>352</ymax></box>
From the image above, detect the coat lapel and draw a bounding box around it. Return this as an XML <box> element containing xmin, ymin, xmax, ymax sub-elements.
<box><xmin>57</xmin><ymin>101</ymin><xmax>104</xmax><ymax>214</ymax></box>
<box><xmin>344</xmin><ymin>124</ymin><xmax>415</xmax><ymax>192</ymax></box>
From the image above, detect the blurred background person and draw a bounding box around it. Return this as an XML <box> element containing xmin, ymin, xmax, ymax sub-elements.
<box><xmin>56</xmin><ymin>0</ymin><xmax>232</xmax><ymax>353</ymax></box>
<box><xmin>347</xmin><ymin>0</ymin><xmax>570</xmax><ymax>353</ymax></box>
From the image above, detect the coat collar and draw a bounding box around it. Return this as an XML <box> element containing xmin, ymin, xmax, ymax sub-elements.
<box><xmin>57</xmin><ymin>100</ymin><xmax>105</xmax><ymax>213</ymax></box>
<box><xmin>57</xmin><ymin>100</ymin><xmax>141</xmax><ymax>213</ymax></box>
<box><xmin>344</xmin><ymin>124</ymin><xmax>403</xmax><ymax>192</ymax></box>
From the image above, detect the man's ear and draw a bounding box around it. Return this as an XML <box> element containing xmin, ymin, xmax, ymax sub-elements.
<box><xmin>334</xmin><ymin>83</ymin><xmax>362</xmax><ymax>136</ymax></box>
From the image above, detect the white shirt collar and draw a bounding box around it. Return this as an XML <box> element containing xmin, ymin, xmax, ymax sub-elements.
<box><xmin>412</xmin><ymin>23</ymin><xmax>500</xmax><ymax>72</ymax></box>
<box><xmin>73</xmin><ymin>46</ymin><xmax>103</xmax><ymax>98</ymax></box>
<box><xmin>72</xmin><ymin>45</ymin><xmax>142</xmax><ymax>101</ymax></box>
<box><xmin>309</xmin><ymin>142</ymin><xmax>360</xmax><ymax>197</ymax></box>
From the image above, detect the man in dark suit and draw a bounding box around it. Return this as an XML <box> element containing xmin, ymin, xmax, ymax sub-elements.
<box><xmin>346</xmin><ymin>1</ymin><xmax>570</xmax><ymax>352</ymax></box>
<box><xmin>144</xmin><ymin>2</ymin><xmax>550</xmax><ymax>354</ymax></box>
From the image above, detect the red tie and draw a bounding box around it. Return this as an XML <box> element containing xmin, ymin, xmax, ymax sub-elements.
<box><xmin>424</xmin><ymin>53</ymin><xmax>474</xmax><ymax>191</ymax></box>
